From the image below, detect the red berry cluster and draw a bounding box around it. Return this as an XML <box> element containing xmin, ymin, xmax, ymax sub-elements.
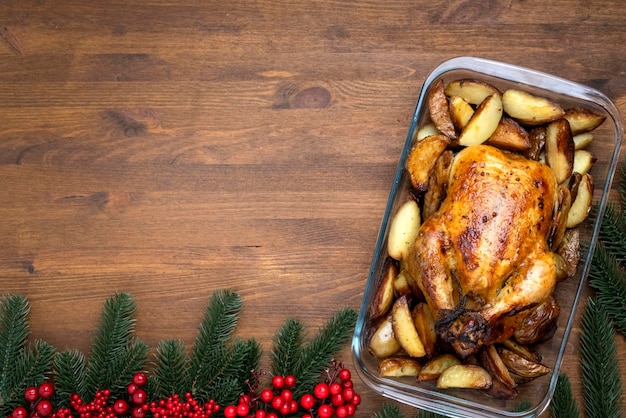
<box><xmin>223</xmin><ymin>363</ymin><xmax>360</xmax><ymax>418</ymax></box>
<box><xmin>148</xmin><ymin>393</ymin><xmax>219</xmax><ymax>418</ymax></box>
<box><xmin>10</xmin><ymin>382</ymin><xmax>67</xmax><ymax>418</ymax></box>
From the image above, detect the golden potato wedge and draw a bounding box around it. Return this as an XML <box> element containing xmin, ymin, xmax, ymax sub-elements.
<box><xmin>458</xmin><ymin>93</ymin><xmax>503</xmax><ymax>146</ymax></box>
<box><xmin>573</xmin><ymin>132</ymin><xmax>594</xmax><ymax>150</ymax></box>
<box><xmin>393</xmin><ymin>268</ymin><xmax>413</xmax><ymax>299</ymax></box>
<box><xmin>573</xmin><ymin>149</ymin><xmax>596</xmax><ymax>175</ymax></box>
<box><xmin>417</xmin><ymin>354</ymin><xmax>461</xmax><ymax>382</ymax></box>
<box><xmin>414</xmin><ymin>123</ymin><xmax>439</xmax><ymax>141</ymax></box>
<box><xmin>502</xmin><ymin>88</ymin><xmax>564</xmax><ymax>126</ymax></box>
<box><xmin>479</xmin><ymin>344</ymin><xmax>516</xmax><ymax>390</ymax></box>
<box><xmin>499</xmin><ymin>348</ymin><xmax>551</xmax><ymax>379</ymax></box>
<box><xmin>513</xmin><ymin>296</ymin><xmax>560</xmax><ymax>345</ymax></box>
<box><xmin>428</xmin><ymin>79</ymin><xmax>456</xmax><ymax>139</ymax></box>
<box><xmin>387</xmin><ymin>200</ymin><xmax>420</xmax><ymax>261</ymax></box>
<box><xmin>556</xmin><ymin>228</ymin><xmax>580</xmax><ymax>280</ymax></box>
<box><xmin>567</xmin><ymin>172</ymin><xmax>593</xmax><ymax>228</ymax></box>
<box><xmin>554</xmin><ymin>253</ymin><xmax>569</xmax><ymax>282</ymax></box>
<box><xmin>406</xmin><ymin>134</ymin><xmax>451</xmax><ymax>192</ymax></box>
<box><xmin>483</xmin><ymin>376</ymin><xmax>519</xmax><ymax>400</ymax></box>
<box><xmin>548</xmin><ymin>185</ymin><xmax>571</xmax><ymax>250</ymax></box>
<box><xmin>545</xmin><ymin>118</ymin><xmax>575</xmax><ymax>184</ymax></box>
<box><xmin>422</xmin><ymin>150</ymin><xmax>453</xmax><ymax>220</ymax></box>
<box><xmin>486</xmin><ymin>117</ymin><xmax>531</xmax><ymax>151</ymax></box>
<box><xmin>444</xmin><ymin>79</ymin><xmax>501</xmax><ymax>105</ymax></box>
<box><xmin>369</xmin><ymin>314</ymin><xmax>401</xmax><ymax>358</ymax></box>
<box><xmin>412</xmin><ymin>303</ymin><xmax>438</xmax><ymax>358</ymax></box>
<box><xmin>524</xmin><ymin>126</ymin><xmax>546</xmax><ymax>161</ymax></box>
<box><xmin>378</xmin><ymin>356</ymin><xmax>422</xmax><ymax>377</ymax></box>
<box><xmin>448</xmin><ymin>95</ymin><xmax>474</xmax><ymax>131</ymax></box>
<box><xmin>392</xmin><ymin>296</ymin><xmax>426</xmax><ymax>358</ymax></box>
<box><xmin>436</xmin><ymin>364</ymin><xmax>492</xmax><ymax>390</ymax></box>
<box><xmin>563</xmin><ymin>107</ymin><xmax>606</xmax><ymax>135</ymax></box>
<box><xmin>368</xmin><ymin>262</ymin><xmax>397</xmax><ymax>320</ymax></box>
<box><xmin>500</xmin><ymin>339</ymin><xmax>541</xmax><ymax>363</ymax></box>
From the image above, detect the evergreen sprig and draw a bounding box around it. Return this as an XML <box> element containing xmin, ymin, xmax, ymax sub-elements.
<box><xmin>588</xmin><ymin>241</ymin><xmax>626</xmax><ymax>334</ymax></box>
<box><xmin>550</xmin><ymin>374</ymin><xmax>581</xmax><ymax>418</ymax></box>
<box><xmin>185</xmin><ymin>290</ymin><xmax>262</xmax><ymax>405</ymax></box>
<box><xmin>147</xmin><ymin>339</ymin><xmax>191</xmax><ymax>399</ymax></box>
<box><xmin>52</xmin><ymin>349</ymin><xmax>87</xmax><ymax>407</ymax></box>
<box><xmin>271</xmin><ymin>307</ymin><xmax>357</xmax><ymax>398</ymax></box>
<box><xmin>580</xmin><ymin>298</ymin><xmax>623</xmax><ymax>418</ymax></box>
<box><xmin>0</xmin><ymin>295</ymin><xmax>55</xmax><ymax>416</ymax></box>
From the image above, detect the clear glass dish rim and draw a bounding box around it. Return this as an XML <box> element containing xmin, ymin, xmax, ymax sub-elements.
<box><xmin>352</xmin><ymin>56</ymin><xmax>624</xmax><ymax>418</ymax></box>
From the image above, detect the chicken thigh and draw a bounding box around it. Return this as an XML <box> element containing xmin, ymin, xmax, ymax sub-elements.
<box><xmin>406</xmin><ymin>144</ymin><xmax>558</xmax><ymax>358</ymax></box>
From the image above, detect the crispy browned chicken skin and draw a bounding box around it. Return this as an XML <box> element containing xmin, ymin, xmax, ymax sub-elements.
<box><xmin>406</xmin><ymin>145</ymin><xmax>558</xmax><ymax>357</ymax></box>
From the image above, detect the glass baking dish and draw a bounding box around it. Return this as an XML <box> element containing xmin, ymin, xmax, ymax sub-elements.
<box><xmin>352</xmin><ymin>56</ymin><xmax>623</xmax><ymax>418</ymax></box>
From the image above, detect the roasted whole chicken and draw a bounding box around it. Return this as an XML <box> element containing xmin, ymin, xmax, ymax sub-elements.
<box><xmin>405</xmin><ymin>144</ymin><xmax>558</xmax><ymax>358</ymax></box>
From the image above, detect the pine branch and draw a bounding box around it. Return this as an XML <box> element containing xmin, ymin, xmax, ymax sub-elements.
<box><xmin>0</xmin><ymin>295</ymin><xmax>30</xmax><ymax>404</ymax></box>
<box><xmin>550</xmin><ymin>374</ymin><xmax>581</xmax><ymax>418</ymax></box>
<box><xmin>292</xmin><ymin>307</ymin><xmax>357</xmax><ymax>398</ymax></box>
<box><xmin>84</xmin><ymin>293</ymin><xmax>147</xmax><ymax>399</ymax></box>
<box><xmin>189</xmin><ymin>290</ymin><xmax>243</xmax><ymax>399</ymax></box>
<box><xmin>52</xmin><ymin>349</ymin><xmax>88</xmax><ymax>406</ymax></box>
<box><xmin>103</xmin><ymin>337</ymin><xmax>149</xmax><ymax>397</ymax></box>
<box><xmin>148</xmin><ymin>339</ymin><xmax>191</xmax><ymax>399</ymax></box>
<box><xmin>588</xmin><ymin>240</ymin><xmax>626</xmax><ymax>334</ymax></box>
<box><xmin>596</xmin><ymin>202</ymin><xmax>626</xmax><ymax>263</ymax></box>
<box><xmin>271</xmin><ymin>318</ymin><xmax>305</xmax><ymax>377</ymax></box>
<box><xmin>580</xmin><ymin>298</ymin><xmax>623</xmax><ymax>418</ymax></box>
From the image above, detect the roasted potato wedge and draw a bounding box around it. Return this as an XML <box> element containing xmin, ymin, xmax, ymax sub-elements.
<box><xmin>545</xmin><ymin>118</ymin><xmax>575</xmax><ymax>184</ymax></box>
<box><xmin>458</xmin><ymin>93</ymin><xmax>503</xmax><ymax>146</ymax></box>
<box><xmin>444</xmin><ymin>79</ymin><xmax>501</xmax><ymax>105</ymax></box>
<box><xmin>369</xmin><ymin>263</ymin><xmax>397</xmax><ymax>320</ymax></box>
<box><xmin>412</xmin><ymin>303</ymin><xmax>438</xmax><ymax>358</ymax></box>
<box><xmin>548</xmin><ymin>185</ymin><xmax>571</xmax><ymax>250</ymax></box>
<box><xmin>422</xmin><ymin>150</ymin><xmax>453</xmax><ymax>220</ymax></box>
<box><xmin>524</xmin><ymin>126</ymin><xmax>546</xmax><ymax>161</ymax></box>
<box><xmin>414</xmin><ymin>123</ymin><xmax>439</xmax><ymax>141</ymax></box>
<box><xmin>387</xmin><ymin>200</ymin><xmax>420</xmax><ymax>261</ymax></box>
<box><xmin>499</xmin><ymin>348</ymin><xmax>551</xmax><ymax>379</ymax></box>
<box><xmin>502</xmin><ymin>89</ymin><xmax>564</xmax><ymax>125</ymax></box>
<box><xmin>369</xmin><ymin>314</ymin><xmax>401</xmax><ymax>358</ymax></box>
<box><xmin>500</xmin><ymin>339</ymin><xmax>541</xmax><ymax>363</ymax></box>
<box><xmin>563</xmin><ymin>107</ymin><xmax>606</xmax><ymax>135</ymax></box>
<box><xmin>406</xmin><ymin>134</ymin><xmax>451</xmax><ymax>192</ymax></box>
<box><xmin>378</xmin><ymin>356</ymin><xmax>422</xmax><ymax>377</ymax></box>
<box><xmin>428</xmin><ymin>79</ymin><xmax>456</xmax><ymax>139</ymax></box>
<box><xmin>556</xmin><ymin>228</ymin><xmax>580</xmax><ymax>280</ymax></box>
<box><xmin>486</xmin><ymin>117</ymin><xmax>531</xmax><ymax>151</ymax></box>
<box><xmin>567</xmin><ymin>172</ymin><xmax>593</xmax><ymax>228</ymax></box>
<box><xmin>513</xmin><ymin>296</ymin><xmax>560</xmax><ymax>345</ymax></box>
<box><xmin>479</xmin><ymin>344</ymin><xmax>516</xmax><ymax>390</ymax></box>
<box><xmin>483</xmin><ymin>376</ymin><xmax>519</xmax><ymax>400</ymax></box>
<box><xmin>573</xmin><ymin>149</ymin><xmax>596</xmax><ymax>175</ymax></box>
<box><xmin>436</xmin><ymin>364</ymin><xmax>493</xmax><ymax>390</ymax></box>
<box><xmin>448</xmin><ymin>95</ymin><xmax>474</xmax><ymax>131</ymax></box>
<box><xmin>417</xmin><ymin>354</ymin><xmax>461</xmax><ymax>382</ymax></box>
<box><xmin>392</xmin><ymin>296</ymin><xmax>426</xmax><ymax>358</ymax></box>
<box><xmin>393</xmin><ymin>269</ymin><xmax>413</xmax><ymax>300</ymax></box>
<box><xmin>573</xmin><ymin>132</ymin><xmax>594</xmax><ymax>150</ymax></box>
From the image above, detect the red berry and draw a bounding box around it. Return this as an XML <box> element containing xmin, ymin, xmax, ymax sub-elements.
<box><xmin>127</xmin><ymin>383</ymin><xmax>138</xmax><ymax>395</ymax></box>
<box><xmin>254</xmin><ymin>410</ymin><xmax>267</xmax><ymax>418</ymax></box>
<box><xmin>279</xmin><ymin>389</ymin><xmax>292</xmax><ymax>402</ymax></box>
<box><xmin>270</xmin><ymin>396</ymin><xmax>283</xmax><ymax>410</ymax></box>
<box><xmin>335</xmin><ymin>405</ymin><xmax>349</xmax><ymax>418</ymax></box>
<box><xmin>302</xmin><ymin>415</ymin><xmax>313</xmax><ymax>418</ymax></box>
<box><xmin>24</xmin><ymin>386</ymin><xmax>39</xmax><ymax>403</ymax></box>
<box><xmin>113</xmin><ymin>400</ymin><xmax>129</xmax><ymax>415</ymax></box>
<box><xmin>36</xmin><ymin>400</ymin><xmax>53</xmax><ymax>417</ymax></box>
<box><xmin>338</xmin><ymin>369</ymin><xmax>351</xmax><ymax>382</ymax></box>
<box><xmin>313</xmin><ymin>383</ymin><xmax>329</xmax><ymax>400</ymax></box>
<box><xmin>38</xmin><ymin>382</ymin><xmax>55</xmax><ymax>399</ymax></box>
<box><xmin>260</xmin><ymin>389</ymin><xmax>274</xmax><ymax>404</ymax></box>
<box><xmin>236</xmin><ymin>403</ymin><xmax>249</xmax><ymax>417</ymax></box>
<box><xmin>132</xmin><ymin>388</ymin><xmax>147</xmax><ymax>405</ymax></box>
<box><xmin>341</xmin><ymin>380</ymin><xmax>353</xmax><ymax>389</ymax></box>
<box><xmin>223</xmin><ymin>405</ymin><xmax>237</xmax><ymax>418</ymax></box>
<box><xmin>239</xmin><ymin>394</ymin><xmax>251</xmax><ymax>405</ymax></box>
<box><xmin>279</xmin><ymin>403</ymin><xmax>290</xmax><ymax>416</ymax></box>
<box><xmin>351</xmin><ymin>393</ymin><xmax>361</xmax><ymax>406</ymax></box>
<box><xmin>272</xmin><ymin>375</ymin><xmax>285</xmax><ymax>389</ymax></box>
<box><xmin>342</xmin><ymin>387</ymin><xmax>355</xmax><ymax>402</ymax></box>
<box><xmin>131</xmin><ymin>406</ymin><xmax>146</xmax><ymax>418</ymax></box>
<box><xmin>284</xmin><ymin>375</ymin><xmax>296</xmax><ymax>388</ymax></box>
<box><xmin>12</xmin><ymin>406</ymin><xmax>28</xmax><ymax>418</ymax></box>
<box><xmin>345</xmin><ymin>403</ymin><xmax>356</xmax><ymax>416</ymax></box>
<box><xmin>329</xmin><ymin>382</ymin><xmax>342</xmax><ymax>396</ymax></box>
<box><xmin>317</xmin><ymin>404</ymin><xmax>334</xmax><ymax>418</ymax></box>
<box><xmin>299</xmin><ymin>393</ymin><xmax>315</xmax><ymax>410</ymax></box>
<box><xmin>267</xmin><ymin>414</ymin><xmax>278</xmax><ymax>418</ymax></box>
<box><xmin>288</xmin><ymin>400</ymin><xmax>298</xmax><ymax>413</ymax></box>
<box><xmin>133</xmin><ymin>372</ymin><xmax>147</xmax><ymax>386</ymax></box>
<box><xmin>331</xmin><ymin>393</ymin><xmax>344</xmax><ymax>407</ymax></box>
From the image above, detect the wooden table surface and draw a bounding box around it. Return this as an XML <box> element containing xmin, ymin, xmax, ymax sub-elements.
<box><xmin>1</xmin><ymin>1</ymin><xmax>625</xmax><ymax>416</ymax></box>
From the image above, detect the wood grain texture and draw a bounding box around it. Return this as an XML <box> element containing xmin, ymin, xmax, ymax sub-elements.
<box><xmin>1</xmin><ymin>0</ymin><xmax>625</xmax><ymax>416</ymax></box>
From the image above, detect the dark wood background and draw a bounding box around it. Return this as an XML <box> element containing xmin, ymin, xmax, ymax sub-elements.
<box><xmin>1</xmin><ymin>1</ymin><xmax>624</xmax><ymax>416</ymax></box>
